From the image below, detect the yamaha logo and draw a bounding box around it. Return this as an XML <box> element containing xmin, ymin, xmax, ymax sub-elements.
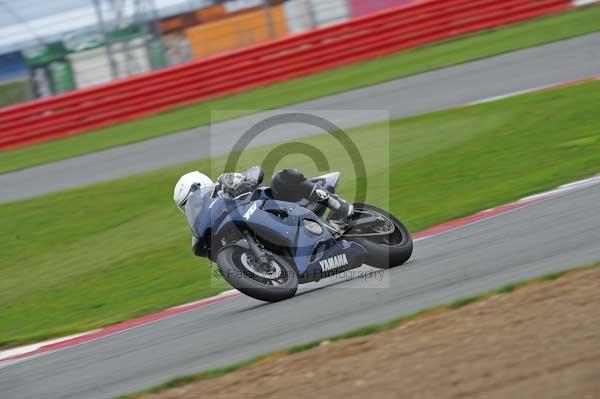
<box><xmin>319</xmin><ymin>253</ymin><xmax>348</xmax><ymax>272</ymax></box>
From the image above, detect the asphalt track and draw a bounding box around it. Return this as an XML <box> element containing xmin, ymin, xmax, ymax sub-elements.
<box><xmin>2</xmin><ymin>176</ymin><xmax>600</xmax><ymax>398</ymax></box>
<box><xmin>1</xmin><ymin>32</ymin><xmax>600</xmax><ymax>203</ymax></box>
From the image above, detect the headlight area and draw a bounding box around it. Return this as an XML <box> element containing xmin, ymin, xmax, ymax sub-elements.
<box><xmin>303</xmin><ymin>219</ymin><xmax>324</xmax><ymax>235</ymax></box>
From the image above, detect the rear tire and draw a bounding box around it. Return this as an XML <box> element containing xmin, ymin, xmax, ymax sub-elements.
<box><xmin>342</xmin><ymin>203</ymin><xmax>413</xmax><ymax>269</ymax></box>
<box><xmin>216</xmin><ymin>245</ymin><xmax>298</xmax><ymax>302</ymax></box>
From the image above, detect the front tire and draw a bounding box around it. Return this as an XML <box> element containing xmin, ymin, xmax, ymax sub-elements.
<box><xmin>342</xmin><ymin>203</ymin><xmax>413</xmax><ymax>269</ymax></box>
<box><xmin>216</xmin><ymin>245</ymin><xmax>298</xmax><ymax>302</ymax></box>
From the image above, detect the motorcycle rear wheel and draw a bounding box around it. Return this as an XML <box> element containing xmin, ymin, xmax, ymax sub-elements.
<box><xmin>342</xmin><ymin>203</ymin><xmax>413</xmax><ymax>269</ymax></box>
<box><xmin>216</xmin><ymin>245</ymin><xmax>298</xmax><ymax>302</ymax></box>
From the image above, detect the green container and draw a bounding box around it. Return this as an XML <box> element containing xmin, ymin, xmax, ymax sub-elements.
<box><xmin>148</xmin><ymin>40</ymin><xmax>167</xmax><ymax>69</ymax></box>
<box><xmin>49</xmin><ymin>60</ymin><xmax>76</xmax><ymax>94</ymax></box>
<box><xmin>23</xmin><ymin>42</ymin><xmax>76</xmax><ymax>97</ymax></box>
<box><xmin>23</xmin><ymin>42</ymin><xmax>68</xmax><ymax>67</ymax></box>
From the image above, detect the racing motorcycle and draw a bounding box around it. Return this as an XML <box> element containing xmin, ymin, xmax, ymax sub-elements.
<box><xmin>184</xmin><ymin>172</ymin><xmax>413</xmax><ymax>302</ymax></box>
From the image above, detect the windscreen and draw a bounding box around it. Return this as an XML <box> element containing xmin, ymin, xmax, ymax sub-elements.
<box><xmin>184</xmin><ymin>186</ymin><xmax>215</xmax><ymax>232</ymax></box>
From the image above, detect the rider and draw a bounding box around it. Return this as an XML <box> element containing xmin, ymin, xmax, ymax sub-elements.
<box><xmin>173</xmin><ymin>167</ymin><xmax>354</xmax><ymax>253</ymax></box>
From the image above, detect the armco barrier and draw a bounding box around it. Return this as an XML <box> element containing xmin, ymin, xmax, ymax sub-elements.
<box><xmin>0</xmin><ymin>0</ymin><xmax>572</xmax><ymax>151</ymax></box>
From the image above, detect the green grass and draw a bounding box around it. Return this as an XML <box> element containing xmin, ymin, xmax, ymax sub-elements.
<box><xmin>0</xmin><ymin>79</ymin><xmax>31</xmax><ymax>108</ymax></box>
<box><xmin>2</xmin><ymin>80</ymin><xmax>600</xmax><ymax>349</ymax></box>
<box><xmin>120</xmin><ymin>262</ymin><xmax>600</xmax><ymax>399</ymax></box>
<box><xmin>1</xmin><ymin>5</ymin><xmax>600</xmax><ymax>174</ymax></box>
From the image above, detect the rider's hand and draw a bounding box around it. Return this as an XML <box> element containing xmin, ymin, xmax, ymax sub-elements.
<box><xmin>218</xmin><ymin>173</ymin><xmax>258</xmax><ymax>198</ymax></box>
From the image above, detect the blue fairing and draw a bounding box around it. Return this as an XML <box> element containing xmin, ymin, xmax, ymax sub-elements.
<box><xmin>188</xmin><ymin>188</ymin><xmax>366</xmax><ymax>282</ymax></box>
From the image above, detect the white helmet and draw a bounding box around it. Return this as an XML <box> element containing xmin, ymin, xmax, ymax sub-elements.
<box><xmin>173</xmin><ymin>171</ymin><xmax>214</xmax><ymax>212</ymax></box>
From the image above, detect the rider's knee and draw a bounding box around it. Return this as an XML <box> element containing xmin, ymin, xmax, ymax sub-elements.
<box><xmin>272</xmin><ymin>169</ymin><xmax>310</xmax><ymax>201</ymax></box>
<box><xmin>276</xmin><ymin>168</ymin><xmax>306</xmax><ymax>184</ymax></box>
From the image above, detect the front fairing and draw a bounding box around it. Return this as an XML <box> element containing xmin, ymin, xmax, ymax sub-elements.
<box><xmin>189</xmin><ymin>187</ymin><xmax>367</xmax><ymax>280</ymax></box>
<box><xmin>213</xmin><ymin>196</ymin><xmax>366</xmax><ymax>278</ymax></box>
<box><xmin>213</xmin><ymin>198</ymin><xmax>301</xmax><ymax>249</ymax></box>
<box><xmin>185</xmin><ymin>187</ymin><xmax>221</xmax><ymax>239</ymax></box>
<box><xmin>187</xmin><ymin>190</ymin><xmax>268</xmax><ymax>253</ymax></box>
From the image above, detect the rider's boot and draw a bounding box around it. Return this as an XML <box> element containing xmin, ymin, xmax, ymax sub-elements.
<box><xmin>309</xmin><ymin>186</ymin><xmax>354</xmax><ymax>228</ymax></box>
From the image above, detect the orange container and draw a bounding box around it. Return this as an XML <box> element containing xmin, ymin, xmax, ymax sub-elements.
<box><xmin>196</xmin><ymin>4</ymin><xmax>226</xmax><ymax>22</ymax></box>
<box><xmin>186</xmin><ymin>5</ymin><xmax>288</xmax><ymax>58</ymax></box>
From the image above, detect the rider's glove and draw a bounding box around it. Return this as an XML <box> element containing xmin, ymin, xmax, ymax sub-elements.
<box><xmin>218</xmin><ymin>173</ymin><xmax>258</xmax><ymax>198</ymax></box>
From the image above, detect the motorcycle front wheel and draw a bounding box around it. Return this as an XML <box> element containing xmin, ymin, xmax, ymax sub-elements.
<box><xmin>216</xmin><ymin>245</ymin><xmax>298</xmax><ymax>302</ymax></box>
<box><xmin>341</xmin><ymin>203</ymin><xmax>413</xmax><ymax>269</ymax></box>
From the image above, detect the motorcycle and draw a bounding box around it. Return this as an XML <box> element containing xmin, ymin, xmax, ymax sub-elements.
<box><xmin>184</xmin><ymin>172</ymin><xmax>413</xmax><ymax>302</ymax></box>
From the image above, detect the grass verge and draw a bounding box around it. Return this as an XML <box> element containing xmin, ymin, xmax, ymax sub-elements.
<box><xmin>0</xmin><ymin>79</ymin><xmax>31</xmax><ymax>108</ymax></box>
<box><xmin>1</xmin><ymin>5</ymin><xmax>599</xmax><ymax>174</ymax></box>
<box><xmin>1</xmin><ymin>79</ymin><xmax>600</xmax><ymax>348</ymax></box>
<box><xmin>120</xmin><ymin>262</ymin><xmax>600</xmax><ymax>398</ymax></box>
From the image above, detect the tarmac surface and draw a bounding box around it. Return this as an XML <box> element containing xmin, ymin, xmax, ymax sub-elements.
<box><xmin>2</xmin><ymin>33</ymin><xmax>600</xmax><ymax>399</ymax></box>
<box><xmin>2</xmin><ymin>177</ymin><xmax>600</xmax><ymax>398</ymax></box>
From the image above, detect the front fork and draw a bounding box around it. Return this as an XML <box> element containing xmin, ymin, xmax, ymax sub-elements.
<box><xmin>242</xmin><ymin>230</ymin><xmax>270</xmax><ymax>265</ymax></box>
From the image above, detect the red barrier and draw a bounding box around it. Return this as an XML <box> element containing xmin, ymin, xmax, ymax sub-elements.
<box><xmin>0</xmin><ymin>0</ymin><xmax>571</xmax><ymax>151</ymax></box>
<box><xmin>349</xmin><ymin>0</ymin><xmax>418</xmax><ymax>18</ymax></box>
